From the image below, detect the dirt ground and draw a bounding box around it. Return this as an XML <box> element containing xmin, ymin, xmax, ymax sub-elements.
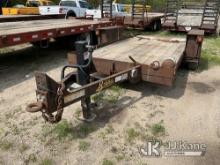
<box><xmin>0</xmin><ymin>38</ymin><xmax>220</xmax><ymax>165</ymax></box>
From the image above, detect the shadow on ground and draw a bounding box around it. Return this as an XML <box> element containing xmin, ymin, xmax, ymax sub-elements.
<box><xmin>0</xmin><ymin>42</ymin><xmax>70</xmax><ymax>91</ymax></box>
<box><xmin>64</xmin><ymin>68</ymin><xmax>190</xmax><ymax>139</ymax></box>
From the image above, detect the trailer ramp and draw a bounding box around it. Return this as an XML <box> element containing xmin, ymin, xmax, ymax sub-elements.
<box><xmin>201</xmin><ymin>0</ymin><xmax>220</xmax><ymax>33</ymax></box>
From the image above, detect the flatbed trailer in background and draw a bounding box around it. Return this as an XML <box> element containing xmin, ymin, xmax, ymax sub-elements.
<box><xmin>100</xmin><ymin>0</ymin><xmax>164</xmax><ymax>30</ymax></box>
<box><xmin>163</xmin><ymin>0</ymin><xmax>220</xmax><ymax>34</ymax></box>
<box><xmin>0</xmin><ymin>14</ymin><xmax>65</xmax><ymax>23</ymax></box>
<box><xmin>124</xmin><ymin>13</ymin><xmax>164</xmax><ymax>30</ymax></box>
<box><xmin>0</xmin><ymin>18</ymin><xmax>122</xmax><ymax>48</ymax></box>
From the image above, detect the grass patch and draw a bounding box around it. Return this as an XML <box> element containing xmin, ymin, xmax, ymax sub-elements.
<box><xmin>141</xmin><ymin>30</ymin><xmax>185</xmax><ymax>38</ymax></box>
<box><xmin>102</xmin><ymin>158</ymin><xmax>114</xmax><ymax>165</ymax></box>
<box><xmin>199</xmin><ymin>37</ymin><xmax>220</xmax><ymax>70</ymax></box>
<box><xmin>74</xmin><ymin>108</ymin><xmax>81</xmax><ymax>118</ymax></box>
<box><xmin>76</xmin><ymin>123</ymin><xmax>96</xmax><ymax>138</ymax></box>
<box><xmin>53</xmin><ymin>120</ymin><xmax>72</xmax><ymax>140</ymax></box>
<box><xmin>41</xmin><ymin>121</ymin><xmax>97</xmax><ymax>142</ymax></box>
<box><xmin>92</xmin><ymin>85</ymin><xmax>123</xmax><ymax>104</ymax></box>
<box><xmin>25</xmin><ymin>154</ymin><xmax>37</xmax><ymax>164</ymax></box>
<box><xmin>151</xmin><ymin>121</ymin><xmax>165</xmax><ymax>137</ymax></box>
<box><xmin>115</xmin><ymin>154</ymin><xmax>125</xmax><ymax>162</ymax></box>
<box><xmin>0</xmin><ymin>140</ymin><xmax>13</xmax><ymax>151</ymax></box>
<box><xmin>78</xmin><ymin>140</ymin><xmax>90</xmax><ymax>151</ymax></box>
<box><xmin>41</xmin><ymin>120</ymin><xmax>73</xmax><ymax>141</ymax></box>
<box><xmin>126</xmin><ymin>128</ymin><xmax>140</xmax><ymax>143</ymax></box>
<box><xmin>98</xmin><ymin>125</ymin><xmax>114</xmax><ymax>139</ymax></box>
<box><xmin>106</xmin><ymin>125</ymin><xmax>114</xmax><ymax>134</ymax></box>
<box><xmin>19</xmin><ymin>143</ymin><xmax>29</xmax><ymax>153</ymax></box>
<box><xmin>39</xmin><ymin>158</ymin><xmax>53</xmax><ymax>165</ymax></box>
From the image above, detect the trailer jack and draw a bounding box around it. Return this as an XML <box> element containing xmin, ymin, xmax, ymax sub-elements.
<box><xmin>26</xmin><ymin>41</ymin><xmax>141</xmax><ymax>123</ymax></box>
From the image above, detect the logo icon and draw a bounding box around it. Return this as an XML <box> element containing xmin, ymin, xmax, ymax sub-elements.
<box><xmin>140</xmin><ymin>141</ymin><xmax>161</xmax><ymax>157</ymax></box>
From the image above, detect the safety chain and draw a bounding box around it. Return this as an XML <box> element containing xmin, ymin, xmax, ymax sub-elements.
<box><xmin>42</xmin><ymin>82</ymin><xmax>65</xmax><ymax>124</ymax></box>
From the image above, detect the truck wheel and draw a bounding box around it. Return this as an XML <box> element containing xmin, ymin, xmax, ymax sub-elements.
<box><xmin>187</xmin><ymin>62</ymin><xmax>199</xmax><ymax>70</ymax></box>
<box><xmin>66</xmin><ymin>12</ymin><xmax>76</xmax><ymax>19</ymax></box>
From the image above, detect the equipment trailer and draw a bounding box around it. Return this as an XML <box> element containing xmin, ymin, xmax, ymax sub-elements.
<box><xmin>26</xmin><ymin>29</ymin><xmax>204</xmax><ymax>123</ymax></box>
<box><xmin>100</xmin><ymin>0</ymin><xmax>165</xmax><ymax>30</ymax></box>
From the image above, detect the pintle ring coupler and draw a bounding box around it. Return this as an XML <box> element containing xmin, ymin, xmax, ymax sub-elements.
<box><xmin>26</xmin><ymin>102</ymin><xmax>44</xmax><ymax>113</ymax></box>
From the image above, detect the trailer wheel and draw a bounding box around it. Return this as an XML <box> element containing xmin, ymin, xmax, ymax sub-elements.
<box><xmin>215</xmin><ymin>29</ymin><xmax>220</xmax><ymax>37</ymax></box>
<box><xmin>150</xmin><ymin>20</ymin><xmax>161</xmax><ymax>31</ymax></box>
<box><xmin>76</xmin><ymin>31</ymin><xmax>98</xmax><ymax>45</ymax></box>
<box><xmin>31</xmin><ymin>40</ymin><xmax>49</xmax><ymax>48</ymax></box>
<box><xmin>187</xmin><ymin>62</ymin><xmax>199</xmax><ymax>70</ymax></box>
<box><xmin>156</xmin><ymin>20</ymin><xmax>162</xmax><ymax>31</ymax></box>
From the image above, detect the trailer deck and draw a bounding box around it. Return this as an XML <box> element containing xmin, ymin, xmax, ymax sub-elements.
<box><xmin>92</xmin><ymin>35</ymin><xmax>186</xmax><ymax>86</ymax></box>
<box><xmin>0</xmin><ymin>14</ymin><xmax>65</xmax><ymax>23</ymax></box>
<box><xmin>0</xmin><ymin>18</ymin><xmax>114</xmax><ymax>48</ymax></box>
<box><xmin>124</xmin><ymin>13</ymin><xmax>165</xmax><ymax>29</ymax></box>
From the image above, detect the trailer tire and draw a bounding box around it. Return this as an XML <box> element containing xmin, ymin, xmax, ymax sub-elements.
<box><xmin>150</xmin><ymin>20</ymin><xmax>161</xmax><ymax>31</ymax></box>
<box><xmin>76</xmin><ymin>31</ymin><xmax>97</xmax><ymax>45</ymax></box>
<box><xmin>156</xmin><ymin>20</ymin><xmax>162</xmax><ymax>31</ymax></box>
<box><xmin>66</xmin><ymin>11</ymin><xmax>76</xmax><ymax>19</ymax></box>
<box><xmin>187</xmin><ymin>62</ymin><xmax>199</xmax><ymax>70</ymax></box>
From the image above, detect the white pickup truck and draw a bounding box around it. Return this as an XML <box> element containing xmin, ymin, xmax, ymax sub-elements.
<box><xmin>85</xmin><ymin>3</ymin><xmax>127</xmax><ymax>19</ymax></box>
<box><xmin>27</xmin><ymin>0</ymin><xmax>90</xmax><ymax>17</ymax></box>
<box><xmin>59</xmin><ymin>0</ymin><xmax>91</xmax><ymax>17</ymax></box>
<box><xmin>39</xmin><ymin>6</ymin><xmax>61</xmax><ymax>15</ymax></box>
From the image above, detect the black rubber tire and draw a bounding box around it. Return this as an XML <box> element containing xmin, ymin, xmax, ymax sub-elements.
<box><xmin>187</xmin><ymin>62</ymin><xmax>199</xmax><ymax>70</ymax></box>
<box><xmin>151</xmin><ymin>21</ymin><xmax>158</xmax><ymax>31</ymax></box>
<box><xmin>76</xmin><ymin>32</ymin><xmax>98</xmax><ymax>46</ymax></box>
<box><xmin>156</xmin><ymin>19</ymin><xmax>162</xmax><ymax>31</ymax></box>
<box><xmin>66</xmin><ymin>11</ymin><xmax>76</xmax><ymax>19</ymax></box>
<box><xmin>150</xmin><ymin>19</ymin><xmax>161</xmax><ymax>31</ymax></box>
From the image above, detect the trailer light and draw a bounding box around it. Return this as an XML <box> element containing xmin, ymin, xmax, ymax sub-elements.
<box><xmin>185</xmin><ymin>26</ymin><xmax>192</xmax><ymax>32</ymax></box>
<box><xmin>47</xmin><ymin>32</ymin><xmax>53</xmax><ymax>36</ymax></box>
<box><xmin>13</xmin><ymin>37</ymin><xmax>21</xmax><ymax>42</ymax></box>
<box><xmin>197</xmin><ymin>36</ymin><xmax>203</xmax><ymax>43</ymax></box>
<box><xmin>151</xmin><ymin>61</ymin><xmax>160</xmax><ymax>70</ymax></box>
<box><xmin>131</xmin><ymin>69</ymin><xmax>138</xmax><ymax>78</ymax></box>
<box><xmin>32</xmin><ymin>35</ymin><xmax>38</xmax><ymax>39</ymax></box>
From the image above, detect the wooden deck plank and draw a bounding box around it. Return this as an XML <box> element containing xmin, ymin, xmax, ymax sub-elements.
<box><xmin>0</xmin><ymin>19</ymin><xmax>111</xmax><ymax>36</ymax></box>
<box><xmin>93</xmin><ymin>35</ymin><xmax>186</xmax><ymax>66</ymax></box>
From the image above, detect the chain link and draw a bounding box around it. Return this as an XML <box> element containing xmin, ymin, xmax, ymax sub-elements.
<box><xmin>41</xmin><ymin>82</ymin><xmax>65</xmax><ymax>124</ymax></box>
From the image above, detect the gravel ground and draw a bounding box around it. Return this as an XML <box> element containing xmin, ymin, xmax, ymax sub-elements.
<box><xmin>0</xmin><ymin>37</ymin><xmax>220</xmax><ymax>165</ymax></box>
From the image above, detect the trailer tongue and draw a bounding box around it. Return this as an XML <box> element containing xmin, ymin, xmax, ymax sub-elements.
<box><xmin>26</xmin><ymin>30</ymin><xmax>204</xmax><ymax>123</ymax></box>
